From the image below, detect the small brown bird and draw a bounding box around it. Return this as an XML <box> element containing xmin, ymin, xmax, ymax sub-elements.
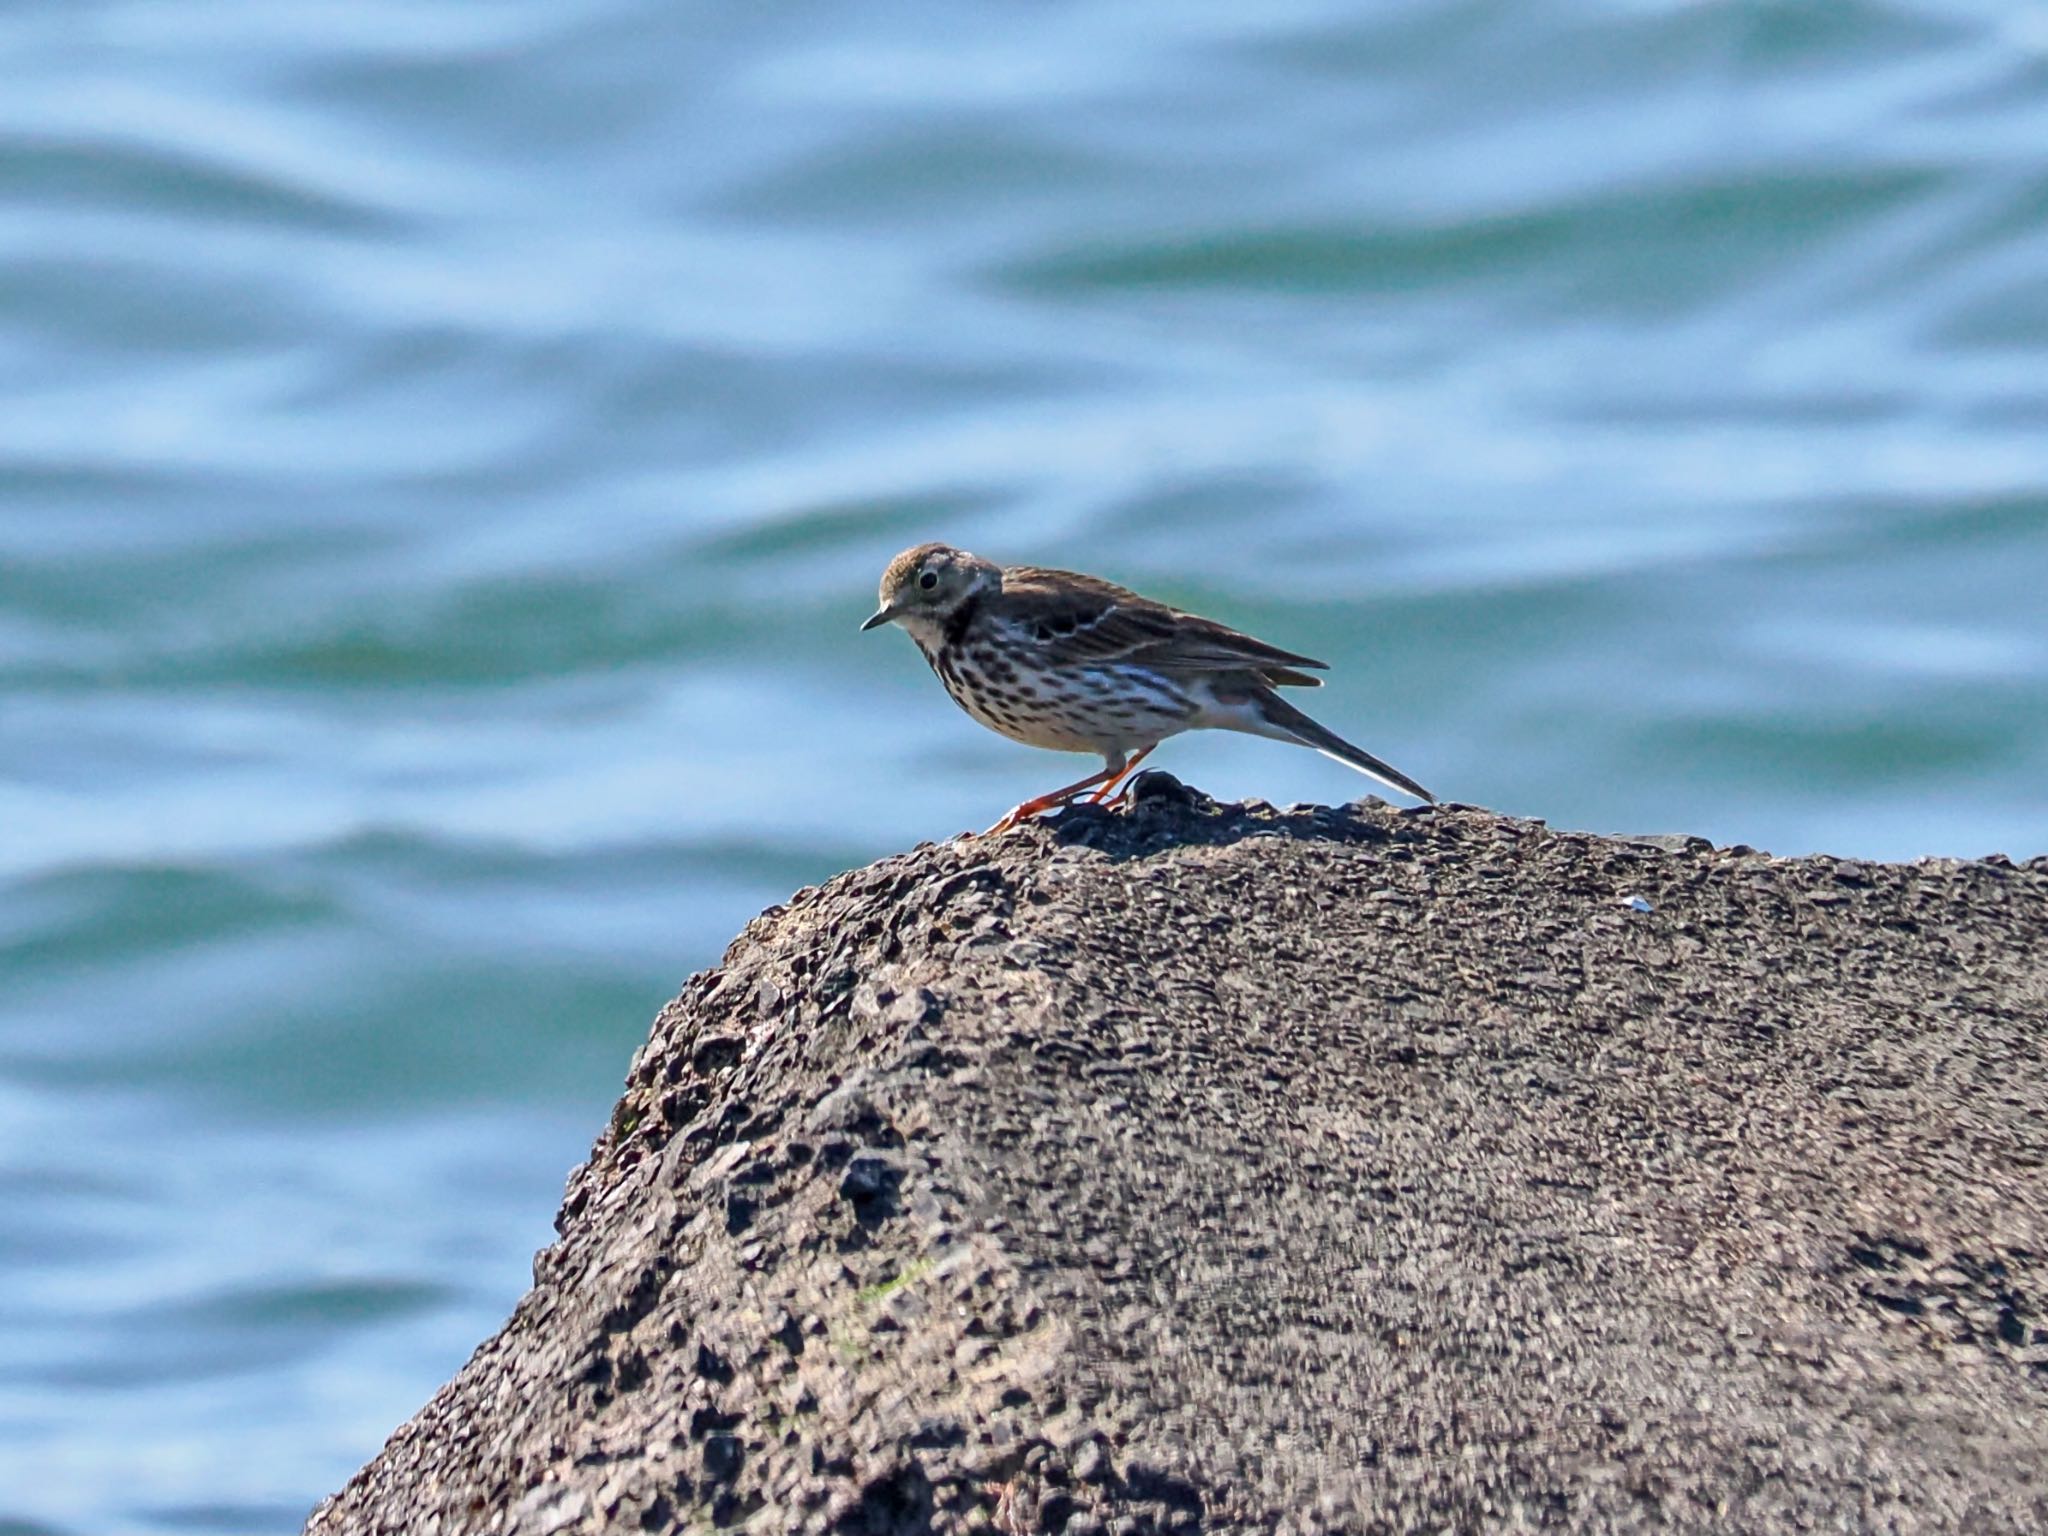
<box><xmin>862</xmin><ymin>542</ymin><xmax>1434</xmax><ymax>833</ymax></box>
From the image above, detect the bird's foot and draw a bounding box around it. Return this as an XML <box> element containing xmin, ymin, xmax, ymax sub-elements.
<box><xmin>981</xmin><ymin>758</ymin><xmax>1137</xmax><ymax>836</ymax></box>
<box><xmin>981</xmin><ymin>792</ymin><xmax>1073</xmax><ymax>836</ymax></box>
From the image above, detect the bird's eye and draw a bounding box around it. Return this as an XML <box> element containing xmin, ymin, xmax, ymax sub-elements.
<box><xmin>918</xmin><ymin>570</ymin><xmax>938</xmax><ymax>590</ymax></box>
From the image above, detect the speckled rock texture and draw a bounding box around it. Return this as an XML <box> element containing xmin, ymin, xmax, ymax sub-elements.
<box><xmin>307</xmin><ymin>780</ymin><xmax>2048</xmax><ymax>1535</ymax></box>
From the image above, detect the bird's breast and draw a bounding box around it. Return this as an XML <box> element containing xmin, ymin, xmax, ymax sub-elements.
<box><xmin>924</xmin><ymin>641</ymin><xmax>1197</xmax><ymax>754</ymax></box>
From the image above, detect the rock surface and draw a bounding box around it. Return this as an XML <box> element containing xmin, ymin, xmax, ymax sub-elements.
<box><xmin>307</xmin><ymin>781</ymin><xmax>2048</xmax><ymax>1534</ymax></box>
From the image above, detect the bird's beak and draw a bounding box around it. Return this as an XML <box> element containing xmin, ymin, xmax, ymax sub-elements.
<box><xmin>859</xmin><ymin>603</ymin><xmax>897</xmax><ymax>632</ymax></box>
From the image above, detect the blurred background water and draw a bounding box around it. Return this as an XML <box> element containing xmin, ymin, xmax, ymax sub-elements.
<box><xmin>3</xmin><ymin>0</ymin><xmax>2047</xmax><ymax>1529</ymax></box>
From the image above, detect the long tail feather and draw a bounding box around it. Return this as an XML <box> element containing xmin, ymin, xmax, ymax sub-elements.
<box><xmin>1254</xmin><ymin>691</ymin><xmax>1436</xmax><ymax>803</ymax></box>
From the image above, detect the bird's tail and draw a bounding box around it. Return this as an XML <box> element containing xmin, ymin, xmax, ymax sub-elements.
<box><xmin>1249</xmin><ymin>689</ymin><xmax>1436</xmax><ymax>804</ymax></box>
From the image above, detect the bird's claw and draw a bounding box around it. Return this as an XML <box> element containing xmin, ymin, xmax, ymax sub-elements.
<box><xmin>981</xmin><ymin>805</ymin><xmax>1046</xmax><ymax>837</ymax></box>
<box><xmin>982</xmin><ymin>793</ymin><xmax>1082</xmax><ymax>836</ymax></box>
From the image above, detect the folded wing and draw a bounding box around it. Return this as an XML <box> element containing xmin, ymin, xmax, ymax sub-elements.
<box><xmin>994</xmin><ymin>566</ymin><xmax>1328</xmax><ymax>687</ymax></box>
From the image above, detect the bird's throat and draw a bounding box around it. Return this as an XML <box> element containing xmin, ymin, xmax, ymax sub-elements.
<box><xmin>940</xmin><ymin>591</ymin><xmax>983</xmax><ymax>650</ymax></box>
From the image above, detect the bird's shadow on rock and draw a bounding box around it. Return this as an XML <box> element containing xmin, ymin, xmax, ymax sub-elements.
<box><xmin>1030</xmin><ymin>769</ymin><xmax>1455</xmax><ymax>862</ymax></box>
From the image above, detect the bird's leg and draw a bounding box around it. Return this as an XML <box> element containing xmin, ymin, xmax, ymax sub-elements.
<box><xmin>983</xmin><ymin>757</ymin><xmax>1127</xmax><ymax>835</ymax></box>
<box><xmin>1087</xmin><ymin>743</ymin><xmax>1155</xmax><ymax>805</ymax></box>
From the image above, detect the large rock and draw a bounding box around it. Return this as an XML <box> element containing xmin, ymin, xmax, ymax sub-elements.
<box><xmin>307</xmin><ymin>782</ymin><xmax>2048</xmax><ymax>1534</ymax></box>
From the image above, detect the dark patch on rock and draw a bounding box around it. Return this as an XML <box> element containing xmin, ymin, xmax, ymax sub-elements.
<box><xmin>836</xmin><ymin>1462</ymin><xmax>934</xmax><ymax>1533</ymax></box>
<box><xmin>306</xmin><ymin>799</ymin><xmax>2048</xmax><ymax>1534</ymax></box>
<box><xmin>723</xmin><ymin>1191</ymin><xmax>756</xmax><ymax>1236</ymax></box>
<box><xmin>700</xmin><ymin>1433</ymin><xmax>743</xmax><ymax>1483</ymax></box>
<box><xmin>692</xmin><ymin>1340</ymin><xmax>732</xmax><ymax>1386</ymax></box>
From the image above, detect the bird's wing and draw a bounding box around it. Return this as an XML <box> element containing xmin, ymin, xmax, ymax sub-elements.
<box><xmin>993</xmin><ymin>567</ymin><xmax>1329</xmax><ymax>680</ymax></box>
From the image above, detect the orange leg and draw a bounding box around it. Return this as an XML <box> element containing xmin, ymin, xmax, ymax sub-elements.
<box><xmin>1086</xmin><ymin>743</ymin><xmax>1155</xmax><ymax>805</ymax></box>
<box><xmin>983</xmin><ymin>758</ymin><xmax>1128</xmax><ymax>836</ymax></box>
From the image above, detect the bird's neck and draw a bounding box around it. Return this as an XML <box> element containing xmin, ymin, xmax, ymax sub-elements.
<box><xmin>903</xmin><ymin>594</ymin><xmax>983</xmax><ymax>657</ymax></box>
<box><xmin>899</xmin><ymin>612</ymin><xmax>948</xmax><ymax>658</ymax></box>
<box><xmin>940</xmin><ymin>590</ymin><xmax>984</xmax><ymax>650</ymax></box>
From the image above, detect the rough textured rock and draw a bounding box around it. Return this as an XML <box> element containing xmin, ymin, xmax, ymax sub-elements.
<box><xmin>307</xmin><ymin>779</ymin><xmax>2048</xmax><ymax>1534</ymax></box>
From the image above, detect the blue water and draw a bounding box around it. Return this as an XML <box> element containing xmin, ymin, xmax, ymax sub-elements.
<box><xmin>4</xmin><ymin>2</ymin><xmax>2047</xmax><ymax>1530</ymax></box>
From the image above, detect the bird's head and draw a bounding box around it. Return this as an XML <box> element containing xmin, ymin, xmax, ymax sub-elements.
<box><xmin>861</xmin><ymin>543</ymin><xmax>999</xmax><ymax>642</ymax></box>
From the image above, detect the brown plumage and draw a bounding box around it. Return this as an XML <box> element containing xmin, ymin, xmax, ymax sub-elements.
<box><xmin>862</xmin><ymin>542</ymin><xmax>1434</xmax><ymax>832</ymax></box>
<box><xmin>993</xmin><ymin>565</ymin><xmax>1330</xmax><ymax>686</ymax></box>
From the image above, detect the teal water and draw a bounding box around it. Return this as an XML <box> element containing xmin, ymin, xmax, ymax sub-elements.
<box><xmin>4</xmin><ymin>2</ymin><xmax>2047</xmax><ymax>1529</ymax></box>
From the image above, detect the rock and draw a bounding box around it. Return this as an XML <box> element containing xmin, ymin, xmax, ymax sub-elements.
<box><xmin>838</xmin><ymin>1150</ymin><xmax>903</xmax><ymax>1204</ymax></box>
<box><xmin>304</xmin><ymin>798</ymin><xmax>2048</xmax><ymax>1534</ymax></box>
<box><xmin>1071</xmin><ymin>1438</ymin><xmax>1110</xmax><ymax>1486</ymax></box>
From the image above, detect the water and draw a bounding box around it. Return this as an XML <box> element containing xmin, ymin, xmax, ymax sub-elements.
<box><xmin>4</xmin><ymin>1</ymin><xmax>2047</xmax><ymax>1529</ymax></box>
